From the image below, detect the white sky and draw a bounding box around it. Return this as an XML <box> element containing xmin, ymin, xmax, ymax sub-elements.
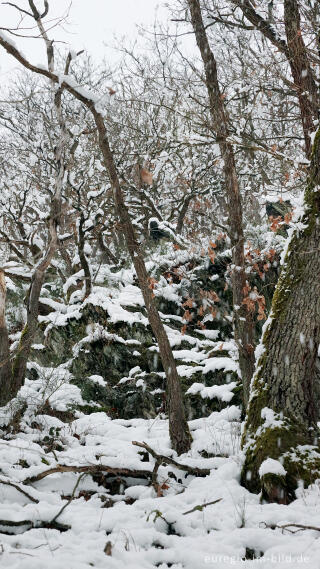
<box><xmin>0</xmin><ymin>0</ymin><xmax>166</xmax><ymax>78</ymax></box>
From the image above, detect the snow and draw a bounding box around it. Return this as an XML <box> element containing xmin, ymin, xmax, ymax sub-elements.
<box><xmin>260</xmin><ymin>407</ymin><xmax>284</xmax><ymax>429</ymax></box>
<box><xmin>186</xmin><ymin>381</ymin><xmax>237</xmax><ymax>402</ymax></box>
<box><xmin>84</xmin><ymin>289</ymin><xmax>149</xmax><ymax>327</ymax></box>
<box><xmin>88</xmin><ymin>375</ymin><xmax>107</xmax><ymax>387</ymax></box>
<box><xmin>202</xmin><ymin>357</ymin><xmax>239</xmax><ymax>375</ymax></box>
<box><xmin>259</xmin><ymin>459</ymin><xmax>287</xmax><ymax>478</ymax></box>
<box><xmin>0</xmin><ymin>401</ymin><xmax>319</xmax><ymax>569</ymax></box>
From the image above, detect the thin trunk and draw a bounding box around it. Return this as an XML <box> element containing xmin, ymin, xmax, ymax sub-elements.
<box><xmin>176</xmin><ymin>195</ymin><xmax>193</xmax><ymax>234</ymax></box>
<box><xmin>92</xmin><ymin>111</ymin><xmax>192</xmax><ymax>455</ymax></box>
<box><xmin>2</xmin><ymin>7</ymin><xmax>63</xmax><ymax>402</ymax></box>
<box><xmin>242</xmin><ymin>129</ymin><xmax>320</xmax><ymax>503</ymax></box>
<box><xmin>188</xmin><ymin>0</ymin><xmax>255</xmax><ymax>405</ymax></box>
<box><xmin>97</xmin><ymin>232</ymin><xmax>117</xmax><ymax>265</ymax></box>
<box><xmin>78</xmin><ymin>213</ymin><xmax>92</xmax><ymax>298</ymax></box>
<box><xmin>11</xmin><ymin>221</ymin><xmax>59</xmax><ymax>398</ymax></box>
<box><xmin>284</xmin><ymin>0</ymin><xmax>319</xmax><ymax>157</ymax></box>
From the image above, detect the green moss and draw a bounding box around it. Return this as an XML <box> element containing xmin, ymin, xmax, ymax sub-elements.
<box><xmin>242</xmin><ymin>419</ymin><xmax>320</xmax><ymax>501</ymax></box>
<box><xmin>258</xmin><ymin>448</ymin><xmax>320</xmax><ymax>504</ymax></box>
<box><xmin>260</xmin><ymin>472</ymin><xmax>288</xmax><ymax>503</ymax></box>
<box><xmin>284</xmin><ymin>448</ymin><xmax>320</xmax><ymax>490</ymax></box>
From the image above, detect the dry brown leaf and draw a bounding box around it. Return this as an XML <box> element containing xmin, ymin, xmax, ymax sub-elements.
<box><xmin>140</xmin><ymin>168</ymin><xmax>153</xmax><ymax>185</ymax></box>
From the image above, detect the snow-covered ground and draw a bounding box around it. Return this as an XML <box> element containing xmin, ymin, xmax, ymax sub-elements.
<box><xmin>0</xmin><ymin>397</ymin><xmax>319</xmax><ymax>569</ymax></box>
<box><xmin>1</xmin><ymin>246</ymin><xmax>319</xmax><ymax>569</ymax></box>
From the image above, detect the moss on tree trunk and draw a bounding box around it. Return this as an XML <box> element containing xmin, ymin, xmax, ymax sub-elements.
<box><xmin>241</xmin><ymin>128</ymin><xmax>320</xmax><ymax>503</ymax></box>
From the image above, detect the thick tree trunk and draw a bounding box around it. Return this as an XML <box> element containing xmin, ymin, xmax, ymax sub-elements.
<box><xmin>187</xmin><ymin>0</ymin><xmax>255</xmax><ymax>405</ymax></box>
<box><xmin>242</xmin><ymin>129</ymin><xmax>320</xmax><ymax>503</ymax></box>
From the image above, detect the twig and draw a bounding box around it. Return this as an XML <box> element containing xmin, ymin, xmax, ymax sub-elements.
<box><xmin>132</xmin><ymin>441</ymin><xmax>210</xmax><ymax>476</ymax></box>
<box><xmin>262</xmin><ymin>522</ymin><xmax>320</xmax><ymax>533</ymax></box>
<box><xmin>50</xmin><ymin>473</ymin><xmax>86</xmax><ymax>524</ymax></box>
<box><xmin>183</xmin><ymin>498</ymin><xmax>222</xmax><ymax>515</ymax></box>
<box><xmin>152</xmin><ymin>459</ymin><xmax>161</xmax><ymax>494</ymax></box>
<box><xmin>0</xmin><ymin>478</ymin><xmax>39</xmax><ymax>503</ymax></box>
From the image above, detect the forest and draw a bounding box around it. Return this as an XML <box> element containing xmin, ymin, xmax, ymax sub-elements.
<box><xmin>0</xmin><ymin>0</ymin><xmax>319</xmax><ymax>567</ymax></box>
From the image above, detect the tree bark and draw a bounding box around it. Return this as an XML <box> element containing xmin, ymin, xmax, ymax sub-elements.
<box><xmin>242</xmin><ymin>128</ymin><xmax>320</xmax><ymax>503</ymax></box>
<box><xmin>187</xmin><ymin>0</ymin><xmax>255</xmax><ymax>405</ymax></box>
<box><xmin>78</xmin><ymin>212</ymin><xmax>92</xmax><ymax>298</ymax></box>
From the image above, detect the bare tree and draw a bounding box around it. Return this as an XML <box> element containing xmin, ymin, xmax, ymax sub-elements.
<box><xmin>186</xmin><ymin>0</ymin><xmax>255</xmax><ymax>405</ymax></box>
<box><xmin>231</xmin><ymin>0</ymin><xmax>319</xmax><ymax>157</ymax></box>
<box><xmin>0</xmin><ymin>4</ymin><xmax>67</xmax><ymax>404</ymax></box>
<box><xmin>0</xmin><ymin>3</ymin><xmax>192</xmax><ymax>454</ymax></box>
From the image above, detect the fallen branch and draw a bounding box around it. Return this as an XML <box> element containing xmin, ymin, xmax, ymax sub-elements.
<box><xmin>0</xmin><ymin>518</ymin><xmax>70</xmax><ymax>534</ymax></box>
<box><xmin>24</xmin><ymin>463</ymin><xmax>152</xmax><ymax>484</ymax></box>
<box><xmin>0</xmin><ymin>478</ymin><xmax>39</xmax><ymax>503</ymax></box>
<box><xmin>262</xmin><ymin>522</ymin><xmax>320</xmax><ymax>533</ymax></box>
<box><xmin>132</xmin><ymin>441</ymin><xmax>210</xmax><ymax>476</ymax></box>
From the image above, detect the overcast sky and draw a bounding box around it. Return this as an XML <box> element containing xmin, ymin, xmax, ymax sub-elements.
<box><xmin>0</xmin><ymin>0</ymin><xmax>166</xmax><ymax>78</ymax></box>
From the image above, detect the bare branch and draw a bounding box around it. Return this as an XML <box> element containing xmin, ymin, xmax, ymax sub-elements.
<box><xmin>132</xmin><ymin>441</ymin><xmax>210</xmax><ymax>476</ymax></box>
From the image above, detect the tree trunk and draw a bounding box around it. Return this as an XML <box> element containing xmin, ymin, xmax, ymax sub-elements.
<box><xmin>78</xmin><ymin>212</ymin><xmax>92</xmax><ymax>298</ymax></box>
<box><xmin>187</xmin><ymin>0</ymin><xmax>255</xmax><ymax>405</ymax></box>
<box><xmin>0</xmin><ymin>270</ymin><xmax>12</xmax><ymax>405</ymax></box>
<box><xmin>92</xmin><ymin>111</ymin><xmax>192</xmax><ymax>455</ymax></box>
<box><xmin>11</xmin><ymin>221</ymin><xmax>59</xmax><ymax>400</ymax></box>
<box><xmin>284</xmin><ymin>0</ymin><xmax>319</xmax><ymax>157</ymax></box>
<box><xmin>241</xmin><ymin>129</ymin><xmax>320</xmax><ymax>503</ymax></box>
